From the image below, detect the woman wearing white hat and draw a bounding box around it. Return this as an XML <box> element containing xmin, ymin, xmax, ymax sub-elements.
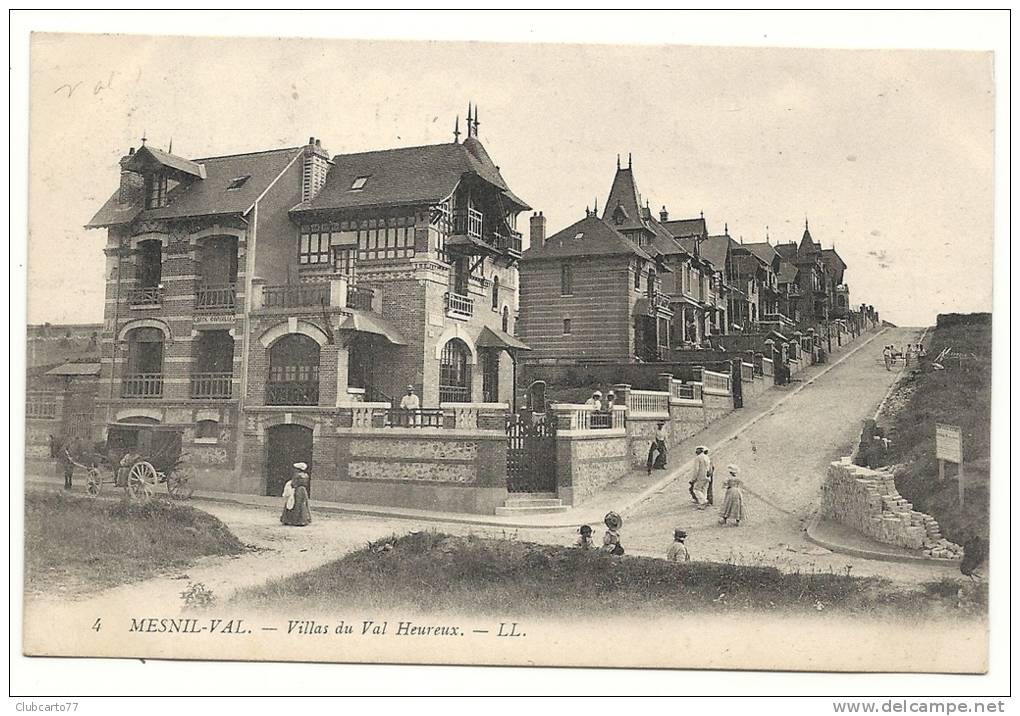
<box><xmin>719</xmin><ymin>464</ymin><xmax>746</xmax><ymax>526</ymax></box>
<box><xmin>280</xmin><ymin>461</ymin><xmax>312</xmax><ymax>526</ymax></box>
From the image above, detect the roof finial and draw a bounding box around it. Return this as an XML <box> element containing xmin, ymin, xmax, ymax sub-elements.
<box><xmin>585</xmin><ymin>205</ymin><xmax>591</xmax><ymax>218</ymax></box>
<box><xmin>766</xmin><ymin>225</ymin><xmax>770</xmax><ymax>242</ymax></box>
<box><xmin>141</xmin><ymin>130</ymin><xmax>147</xmax><ymax>146</ymax></box>
<box><xmin>805</xmin><ymin>216</ymin><xmax>809</xmax><ymax>231</ymax></box>
<box><xmin>724</xmin><ymin>222</ymin><xmax>728</xmax><ymax>235</ymax></box>
<box><xmin>617</xmin><ymin>154</ymin><xmax>620</xmax><ymax>170</ymax></box>
<box><xmin>473</xmin><ymin>105</ymin><xmax>479</xmax><ymax>137</ymax></box>
<box><xmin>628</xmin><ymin>152</ymin><xmax>632</xmax><ymax>169</ymax></box>
<box><xmin>594</xmin><ymin>196</ymin><xmax>598</xmax><ymax>215</ymax></box>
<box><xmin>168</xmin><ymin>137</ymin><xmax>173</xmax><ymax>154</ymax></box>
<box><xmin>453</xmin><ymin>115</ymin><xmax>461</xmax><ymax>143</ymax></box>
<box><xmin>467</xmin><ymin>103</ymin><xmax>473</xmax><ymax>138</ymax></box>
<box><xmin>700</xmin><ymin>210</ymin><xmax>704</xmax><ymax>219</ymax></box>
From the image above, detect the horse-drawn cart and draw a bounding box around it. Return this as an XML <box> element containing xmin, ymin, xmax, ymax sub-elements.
<box><xmin>84</xmin><ymin>423</ymin><xmax>195</xmax><ymax>500</ymax></box>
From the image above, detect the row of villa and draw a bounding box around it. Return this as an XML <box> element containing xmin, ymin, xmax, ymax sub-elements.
<box><xmin>28</xmin><ymin>112</ymin><xmax>881</xmax><ymax>515</ymax></box>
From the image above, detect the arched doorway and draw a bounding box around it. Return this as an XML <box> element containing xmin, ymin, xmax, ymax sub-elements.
<box><xmin>439</xmin><ymin>338</ymin><xmax>472</xmax><ymax>403</ymax></box>
<box><xmin>267</xmin><ymin>334</ymin><xmax>320</xmax><ymax>405</ymax></box>
<box><xmin>266</xmin><ymin>424</ymin><xmax>313</xmax><ymax>497</ymax></box>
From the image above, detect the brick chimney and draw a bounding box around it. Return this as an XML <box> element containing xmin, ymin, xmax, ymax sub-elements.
<box><xmin>118</xmin><ymin>147</ymin><xmax>144</xmax><ymax>204</ymax></box>
<box><xmin>659</xmin><ymin>206</ymin><xmax>669</xmax><ymax>222</ymax></box>
<box><xmin>301</xmin><ymin>136</ymin><xmax>332</xmax><ymax>203</ymax></box>
<box><xmin>530</xmin><ymin>211</ymin><xmax>546</xmax><ymax>248</ymax></box>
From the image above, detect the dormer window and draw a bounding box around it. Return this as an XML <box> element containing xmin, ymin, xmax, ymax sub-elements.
<box><xmin>144</xmin><ymin>172</ymin><xmax>168</xmax><ymax>209</ymax></box>
<box><xmin>227</xmin><ymin>175</ymin><xmax>251</xmax><ymax>190</ymax></box>
<box><xmin>349</xmin><ymin>176</ymin><xmax>370</xmax><ymax>191</ymax></box>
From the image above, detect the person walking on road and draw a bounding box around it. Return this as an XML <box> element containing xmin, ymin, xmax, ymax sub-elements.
<box><xmin>883</xmin><ymin>345</ymin><xmax>893</xmax><ymax>371</ymax></box>
<box><xmin>281</xmin><ymin>461</ymin><xmax>312</xmax><ymax>526</ymax></box>
<box><xmin>719</xmin><ymin>465</ymin><xmax>746</xmax><ymax>526</ymax></box>
<box><xmin>690</xmin><ymin>446</ymin><xmax>711</xmax><ymax>508</ymax></box>
<box><xmin>58</xmin><ymin>437</ymin><xmax>78</xmax><ymax>490</ymax></box>
<box><xmin>646</xmin><ymin>421</ymin><xmax>669</xmax><ymax>475</ymax></box>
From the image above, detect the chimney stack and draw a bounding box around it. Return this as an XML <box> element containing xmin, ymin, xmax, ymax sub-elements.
<box><xmin>530</xmin><ymin>211</ymin><xmax>547</xmax><ymax>248</ymax></box>
<box><xmin>302</xmin><ymin>136</ymin><xmax>332</xmax><ymax>203</ymax></box>
<box><xmin>118</xmin><ymin>147</ymin><xmax>143</xmax><ymax>204</ymax></box>
<box><xmin>659</xmin><ymin>206</ymin><xmax>669</xmax><ymax>222</ymax></box>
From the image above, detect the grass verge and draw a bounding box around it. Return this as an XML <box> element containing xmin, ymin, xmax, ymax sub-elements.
<box><xmin>24</xmin><ymin>490</ymin><xmax>247</xmax><ymax>597</ymax></box>
<box><xmin>233</xmin><ymin>531</ymin><xmax>986</xmax><ymax>617</ymax></box>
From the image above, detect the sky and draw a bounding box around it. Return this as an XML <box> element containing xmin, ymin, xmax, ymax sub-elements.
<box><xmin>26</xmin><ymin>32</ymin><xmax>995</xmax><ymax>327</ymax></box>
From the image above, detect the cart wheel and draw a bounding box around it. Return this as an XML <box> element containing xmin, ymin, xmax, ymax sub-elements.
<box><xmin>168</xmin><ymin>465</ymin><xmax>195</xmax><ymax>500</ymax></box>
<box><xmin>128</xmin><ymin>461</ymin><xmax>157</xmax><ymax>500</ymax></box>
<box><xmin>86</xmin><ymin>467</ymin><xmax>102</xmax><ymax>497</ymax></box>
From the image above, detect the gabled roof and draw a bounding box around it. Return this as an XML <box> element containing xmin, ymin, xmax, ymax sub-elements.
<box><xmin>521</xmin><ymin>214</ymin><xmax>653</xmax><ymax>262</ymax></box>
<box><xmin>742</xmin><ymin>241</ymin><xmax>779</xmax><ymax>267</ymax></box>
<box><xmin>701</xmin><ymin>234</ymin><xmax>738</xmax><ymax>272</ymax></box>
<box><xmin>87</xmin><ymin>146</ymin><xmax>304</xmax><ymax>227</ymax></box>
<box><xmin>777</xmin><ymin>260</ymin><xmax>799</xmax><ymax>284</ymax></box>
<box><xmin>644</xmin><ymin>215</ymin><xmax>687</xmax><ymax>257</ymax></box>
<box><xmin>123</xmin><ymin>145</ymin><xmax>206</xmax><ymax>179</ymax></box>
<box><xmin>820</xmin><ymin>248</ymin><xmax>847</xmax><ymax>272</ymax></box>
<box><xmin>292</xmin><ymin>136</ymin><xmax>529</xmax><ymax>213</ymax></box>
<box><xmin>661</xmin><ymin>216</ymin><xmax>708</xmax><ymax>240</ymax></box>
<box><xmin>774</xmin><ymin>242</ymin><xmax>800</xmax><ymax>260</ymax></box>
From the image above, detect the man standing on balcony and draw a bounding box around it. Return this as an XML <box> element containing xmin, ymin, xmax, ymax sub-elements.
<box><xmin>399</xmin><ymin>385</ymin><xmax>421</xmax><ymax>427</ymax></box>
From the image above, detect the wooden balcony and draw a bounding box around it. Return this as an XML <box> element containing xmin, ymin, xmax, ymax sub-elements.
<box><xmin>121</xmin><ymin>373</ymin><xmax>164</xmax><ymax>399</ymax></box>
<box><xmin>127</xmin><ymin>286</ymin><xmax>162</xmax><ymax>306</ymax></box>
<box><xmin>195</xmin><ymin>284</ymin><xmax>236</xmax><ymax>312</ymax></box>
<box><xmin>438</xmin><ymin>385</ymin><xmax>471</xmax><ymax>403</ymax></box>
<box><xmin>262</xmin><ymin>283</ymin><xmax>330</xmax><ymax>309</ymax></box>
<box><xmin>444</xmin><ymin>291</ymin><xmax>474</xmax><ymax>320</ymax></box>
<box><xmin>448</xmin><ymin>207</ymin><xmax>522</xmax><ymax>260</ymax></box>
<box><xmin>265</xmin><ymin>380</ymin><xmax>319</xmax><ymax>406</ymax></box>
<box><xmin>190</xmin><ymin>372</ymin><xmax>233</xmax><ymax>399</ymax></box>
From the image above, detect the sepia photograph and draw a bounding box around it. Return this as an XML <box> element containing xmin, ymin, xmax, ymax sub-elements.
<box><xmin>10</xmin><ymin>9</ymin><xmax>1009</xmax><ymax>703</ymax></box>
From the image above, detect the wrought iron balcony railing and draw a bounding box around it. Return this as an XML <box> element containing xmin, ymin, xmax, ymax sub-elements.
<box><xmin>265</xmin><ymin>380</ymin><xmax>319</xmax><ymax>406</ymax></box>
<box><xmin>346</xmin><ymin>285</ymin><xmax>375</xmax><ymax>312</ymax></box>
<box><xmin>121</xmin><ymin>373</ymin><xmax>164</xmax><ymax>398</ymax></box>
<box><xmin>190</xmin><ymin>372</ymin><xmax>233</xmax><ymax>399</ymax></box>
<box><xmin>438</xmin><ymin>385</ymin><xmax>471</xmax><ymax>404</ymax></box>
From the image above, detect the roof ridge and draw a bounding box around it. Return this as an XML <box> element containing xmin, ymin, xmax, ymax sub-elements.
<box><xmin>330</xmin><ymin>141</ymin><xmax>460</xmax><ymax>161</ymax></box>
<box><xmin>191</xmin><ymin>146</ymin><xmax>304</xmax><ymax>162</ymax></box>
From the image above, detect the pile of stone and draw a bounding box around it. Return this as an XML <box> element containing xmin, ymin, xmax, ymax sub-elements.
<box><xmin>821</xmin><ymin>458</ymin><xmax>962</xmax><ymax>561</ymax></box>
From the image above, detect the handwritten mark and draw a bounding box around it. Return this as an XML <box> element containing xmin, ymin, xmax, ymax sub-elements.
<box><xmin>54</xmin><ymin>81</ymin><xmax>83</xmax><ymax>98</ymax></box>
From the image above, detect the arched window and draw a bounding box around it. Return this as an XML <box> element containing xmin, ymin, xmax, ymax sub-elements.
<box><xmin>439</xmin><ymin>338</ymin><xmax>471</xmax><ymax>403</ymax></box>
<box><xmin>501</xmin><ymin>306</ymin><xmax>510</xmax><ymax>333</ymax></box>
<box><xmin>122</xmin><ymin>326</ymin><xmax>164</xmax><ymax>398</ymax></box>
<box><xmin>267</xmin><ymin>334</ymin><xmax>320</xmax><ymax>405</ymax></box>
<box><xmin>491</xmin><ymin>275</ymin><xmax>500</xmax><ymax>310</ymax></box>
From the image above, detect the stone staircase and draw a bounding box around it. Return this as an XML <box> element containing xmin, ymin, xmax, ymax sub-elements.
<box><xmin>494</xmin><ymin>493</ymin><xmax>567</xmax><ymax>516</ymax></box>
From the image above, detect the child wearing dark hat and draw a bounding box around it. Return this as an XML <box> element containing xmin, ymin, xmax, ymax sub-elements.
<box><xmin>575</xmin><ymin>524</ymin><xmax>596</xmax><ymax>550</ymax></box>
<box><xmin>666</xmin><ymin>528</ymin><xmax>690</xmax><ymax>562</ymax></box>
<box><xmin>601</xmin><ymin>512</ymin><xmax>625</xmax><ymax>555</ymax></box>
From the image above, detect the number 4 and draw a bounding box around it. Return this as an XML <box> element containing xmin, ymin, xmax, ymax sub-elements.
<box><xmin>92</xmin><ymin>618</ymin><xmax>102</xmax><ymax>632</ymax></box>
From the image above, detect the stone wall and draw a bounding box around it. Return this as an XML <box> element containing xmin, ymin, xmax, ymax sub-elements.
<box><xmin>555</xmin><ymin>431</ymin><xmax>631</xmax><ymax>506</ymax></box>
<box><xmin>821</xmin><ymin>459</ymin><xmax>963</xmax><ymax>559</ymax></box>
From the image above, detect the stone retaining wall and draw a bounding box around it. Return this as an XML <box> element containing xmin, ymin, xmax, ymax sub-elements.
<box><xmin>821</xmin><ymin>459</ymin><xmax>962</xmax><ymax>560</ymax></box>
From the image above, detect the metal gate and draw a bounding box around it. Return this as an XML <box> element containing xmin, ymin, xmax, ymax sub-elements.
<box><xmin>506</xmin><ymin>413</ymin><xmax>558</xmax><ymax>493</ymax></box>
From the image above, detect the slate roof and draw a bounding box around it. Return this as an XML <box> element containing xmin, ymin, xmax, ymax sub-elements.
<box><xmin>821</xmin><ymin>248</ymin><xmax>847</xmax><ymax>272</ymax></box>
<box><xmin>521</xmin><ymin>214</ymin><xmax>653</xmax><ymax>262</ymax></box>
<box><xmin>777</xmin><ymin>261</ymin><xmax>799</xmax><ymax>284</ymax></box>
<box><xmin>774</xmin><ymin>242</ymin><xmax>800</xmax><ymax>260</ymax></box>
<box><xmin>123</xmin><ymin>145</ymin><xmax>206</xmax><ymax>178</ymax></box>
<box><xmin>661</xmin><ymin>217</ymin><xmax>707</xmax><ymax>239</ymax></box>
<box><xmin>292</xmin><ymin>136</ymin><xmax>529</xmax><ymax>213</ymax></box>
<box><xmin>602</xmin><ymin>167</ymin><xmax>648</xmax><ymax>233</ymax></box>
<box><xmin>701</xmin><ymin>234</ymin><xmax>738</xmax><ymax>273</ymax></box>
<box><xmin>742</xmin><ymin>241</ymin><xmax>779</xmax><ymax>267</ymax></box>
<box><xmin>88</xmin><ymin>146</ymin><xmax>303</xmax><ymax>227</ymax></box>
